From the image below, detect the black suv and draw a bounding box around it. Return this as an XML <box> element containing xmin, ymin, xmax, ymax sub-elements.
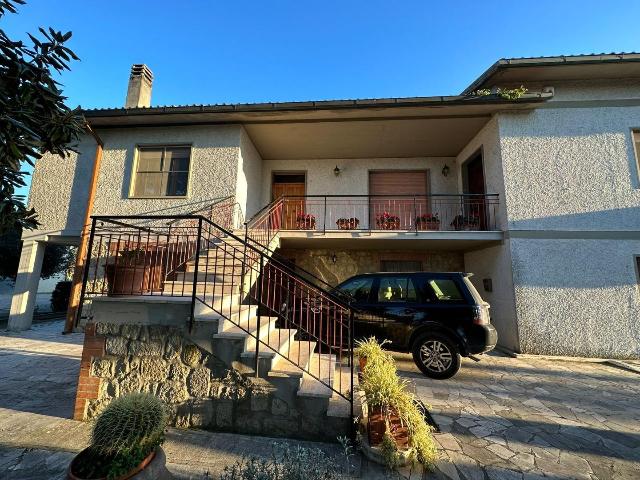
<box><xmin>334</xmin><ymin>272</ymin><xmax>497</xmax><ymax>379</ymax></box>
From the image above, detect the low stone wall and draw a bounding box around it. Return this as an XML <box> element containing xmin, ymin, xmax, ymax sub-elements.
<box><xmin>74</xmin><ymin>321</ymin><xmax>346</xmax><ymax>441</ymax></box>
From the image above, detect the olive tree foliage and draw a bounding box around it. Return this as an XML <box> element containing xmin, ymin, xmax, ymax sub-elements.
<box><xmin>0</xmin><ymin>0</ymin><xmax>85</xmax><ymax>235</ymax></box>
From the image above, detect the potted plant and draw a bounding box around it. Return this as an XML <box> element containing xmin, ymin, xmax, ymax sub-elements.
<box><xmin>295</xmin><ymin>213</ymin><xmax>316</xmax><ymax>230</ymax></box>
<box><xmin>335</xmin><ymin>217</ymin><xmax>360</xmax><ymax>230</ymax></box>
<box><xmin>358</xmin><ymin>339</ymin><xmax>438</xmax><ymax>470</ymax></box>
<box><xmin>68</xmin><ymin>393</ymin><xmax>172</xmax><ymax>480</ymax></box>
<box><xmin>451</xmin><ymin>214</ymin><xmax>480</xmax><ymax>231</ymax></box>
<box><xmin>354</xmin><ymin>336</ymin><xmax>391</xmax><ymax>373</ymax></box>
<box><xmin>415</xmin><ymin>213</ymin><xmax>440</xmax><ymax>231</ymax></box>
<box><xmin>105</xmin><ymin>246</ymin><xmax>162</xmax><ymax>295</ymax></box>
<box><xmin>375</xmin><ymin>212</ymin><xmax>400</xmax><ymax>230</ymax></box>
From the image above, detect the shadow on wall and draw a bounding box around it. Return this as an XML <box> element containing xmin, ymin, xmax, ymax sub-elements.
<box><xmin>508</xmin><ymin>206</ymin><xmax>640</xmax><ymax>232</ymax></box>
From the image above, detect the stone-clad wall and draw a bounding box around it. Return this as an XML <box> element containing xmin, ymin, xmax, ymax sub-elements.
<box><xmin>76</xmin><ymin>321</ymin><xmax>346</xmax><ymax>441</ymax></box>
<box><xmin>279</xmin><ymin>248</ymin><xmax>465</xmax><ymax>286</ymax></box>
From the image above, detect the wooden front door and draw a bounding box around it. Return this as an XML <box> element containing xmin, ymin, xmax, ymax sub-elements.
<box><xmin>463</xmin><ymin>153</ymin><xmax>487</xmax><ymax>229</ymax></box>
<box><xmin>272</xmin><ymin>174</ymin><xmax>306</xmax><ymax>229</ymax></box>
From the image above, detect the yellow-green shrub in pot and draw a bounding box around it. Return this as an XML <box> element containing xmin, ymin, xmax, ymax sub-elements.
<box><xmin>357</xmin><ymin>338</ymin><xmax>438</xmax><ymax>470</ymax></box>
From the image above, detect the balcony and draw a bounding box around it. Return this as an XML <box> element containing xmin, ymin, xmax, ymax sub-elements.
<box><xmin>253</xmin><ymin>194</ymin><xmax>503</xmax><ymax>251</ymax></box>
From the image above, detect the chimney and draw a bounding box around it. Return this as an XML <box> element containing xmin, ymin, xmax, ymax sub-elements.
<box><xmin>125</xmin><ymin>64</ymin><xmax>153</xmax><ymax>108</ymax></box>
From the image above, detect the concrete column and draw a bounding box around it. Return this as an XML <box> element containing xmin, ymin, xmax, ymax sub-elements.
<box><xmin>8</xmin><ymin>240</ymin><xmax>46</xmax><ymax>331</ymax></box>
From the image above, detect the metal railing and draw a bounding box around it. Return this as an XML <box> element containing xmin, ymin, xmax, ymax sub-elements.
<box><xmin>254</xmin><ymin>194</ymin><xmax>499</xmax><ymax>233</ymax></box>
<box><xmin>77</xmin><ymin>212</ymin><xmax>357</xmax><ymax>425</ymax></box>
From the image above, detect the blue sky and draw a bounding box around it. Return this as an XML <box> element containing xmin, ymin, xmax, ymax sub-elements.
<box><xmin>4</xmin><ymin>0</ymin><xmax>640</xmax><ymax>197</ymax></box>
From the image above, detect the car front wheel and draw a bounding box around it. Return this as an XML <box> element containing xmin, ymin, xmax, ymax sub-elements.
<box><xmin>412</xmin><ymin>333</ymin><xmax>461</xmax><ymax>379</ymax></box>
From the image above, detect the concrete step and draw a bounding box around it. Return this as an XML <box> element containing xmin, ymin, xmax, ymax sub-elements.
<box><xmin>194</xmin><ymin>293</ymin><xmax>241</xmax><ymax>314</ymax></box>
<box><xmin>174</xmin><ymin>271</ymin><xmax>243</xmax><ymax>283</ymax></box>
<box><xmin>163</xmin><ymin>281</ymin><xmax>239</xmax><ymax>296</ymax></box>
<box><xmin>240</xmin><ymin>328</ymin><xmax>297</xmax><ymax>374</ymax></box>
<box><xmin>194</xmin><ymin>304</ymin><xmax>257</xmax><ymax>324</ymax></box>
<box><xmin>269</xmin><ymin>339</ymin><xmax>316</xmax><ymax>379</ymax></box>
<box><xmin>214</xmin><ymin>316</ymin><xmax>277</xmax><ymax>348</ymax></box>
<box><xmin>297</xmin><ymin>353</ymin><xmax>337</xmax><ymax>399</ymax></box>
<box><xmin>185</xmin><ymin>262</ymin><xmax>246</xmax><ymax>274</ymax></box>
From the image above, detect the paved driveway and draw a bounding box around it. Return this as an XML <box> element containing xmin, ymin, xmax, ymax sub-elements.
<box><xmin>393</xmin><ymin>351</ymin><xmax>640</xmax><ymax>480</ymax></box>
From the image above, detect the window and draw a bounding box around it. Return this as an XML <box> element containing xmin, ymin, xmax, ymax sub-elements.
<box><xmin>633</xmin><ymin>131</ymin><xmax>640</xmax><ymax>187</ymax></box>
<box><xmin>377</xmin><ymin>276</ymin><xmax>417</xmax><ymax>302</ymax></box>
<box><xmin>380</xmin><ymin>260</ymin><xmax>423</xmax><ymax>272</ymax></box>
<box><xmin>426</xmin><ymin>278</ymin><xmax>464</xmax><ymax>302</ymax></box>
<box><xmin>338</xmin><ymin>277</ymin><xmax>374</xmax><ymax>302</ymax></box>
<box><xmin>635</xmin><ymin>256</ymin><xmax>640</xmax><ymax>285</ymax></box>
<box><xmin>132</xmin><ymin>146</ymin><xmax>191</xmax><ymax>197</ymax></box>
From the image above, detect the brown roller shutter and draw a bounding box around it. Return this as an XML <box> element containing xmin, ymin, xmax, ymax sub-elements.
<box><xmin>369</xmin><ymin>170</ymin><xmax>429</xmax><ymax>229</ymax></box>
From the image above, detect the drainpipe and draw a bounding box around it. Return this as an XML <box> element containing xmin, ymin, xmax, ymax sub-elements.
<box><xmin>64</xmin><ymin>124</ymin><xmax>104</xmax><ymax>333</ymax></box>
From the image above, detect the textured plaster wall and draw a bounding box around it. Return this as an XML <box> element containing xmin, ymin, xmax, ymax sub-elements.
<box><xmin>237</xmin><ymin>128</ymin><xmax>264</xmax><ymax>221</ymax></box>
<box><xmin>27</xmin><ymin>134</ymin><xmax>97</xmax><ymax>238</ymax></box>
<box><xmin>526</xmin><ymin>79</ymin><xmax>640</xmax><ymax>102</ymax></box>
<box><xmin>510</xmin><ymin>238</ymin><xmax>640</xmax><ymax>358</ymax></box>
<box><xmin>260</xmin><ymin>157</ymin><xmax>457</xmax><ymax>206</ymax></box>
<box><xmin>278</xmin><ymin>248</ymin><xmax>464</xmax><ymax>286</ymax></box>
<box><xmin>497</xmin><ymin>106</ymin><xmax>640</xmax><ymax>229</ymax></box>
<box><xmin>91</xmin><ymin>125</ymin><xmax>242</xmax><ymax>217</ymax></box>
<box><xmin>464</xmin><ymin>243</ymin><xmax>519</xmax><ymax>351</ymax></box>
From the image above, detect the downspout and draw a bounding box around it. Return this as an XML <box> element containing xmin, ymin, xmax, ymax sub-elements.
<box><xmin>64</xmin><ymin>124</ymin><xmax>104</xmax><ymax>333</ymax></box>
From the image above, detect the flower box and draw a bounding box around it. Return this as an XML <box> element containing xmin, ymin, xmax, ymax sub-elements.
<box><xmin>415</xmin><ymin>214</ymin><xmax>440</xmax><ymax>231</ymax></box>
<box><xmin>336</xmin><ymin>217</ymin><xmax>360</xmax><ymax>230</ymax></box>
<box><xmin>375</xmin><ymin>212</ymin><xmax>400</xmax><ymax>230</ymax></box>
<box><xmin>295</xmin><ymin>214</ymin><xmax>316</xmax><ymax>230</ymax></box>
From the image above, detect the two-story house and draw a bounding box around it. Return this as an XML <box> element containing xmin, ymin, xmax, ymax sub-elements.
<box><xmin>8</xmin><ymin>54</ymin><xmax>640</xmax><ymax>361</ymax></box>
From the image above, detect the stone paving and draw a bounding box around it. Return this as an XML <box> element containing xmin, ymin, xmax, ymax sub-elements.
<box><xmin>1</xmin><ymin>321</ymin><xmax>639</xmax><ymax>479</ymax></box>
<box><xmin>391</xmin><ymin>351</ymin><xmax>640</xmax><ymax>480</ymax></box>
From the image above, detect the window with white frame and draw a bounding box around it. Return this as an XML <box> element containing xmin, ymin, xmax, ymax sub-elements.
<box><xmin>131</xmin><ymin>146</ymin><xmax>191</xmax><ymax>197</ymax></box>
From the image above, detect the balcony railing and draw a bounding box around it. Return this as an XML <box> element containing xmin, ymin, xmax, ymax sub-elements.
<box><xmin>269</xmin><ymin>194</ymin><xmax>499</xmax><ymax>232</ymax></box>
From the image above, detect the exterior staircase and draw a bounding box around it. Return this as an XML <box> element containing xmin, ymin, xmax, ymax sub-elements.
<box><xmin>163</xmin><ymin>233</ymin><xmax>356</xmax><ymax>422</ymax></box>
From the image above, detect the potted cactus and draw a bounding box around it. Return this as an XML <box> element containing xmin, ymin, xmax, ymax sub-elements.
<box><xmin>336</xmin><ymin>217</ymin><xmax>360</xmax><ymax>230</ymax></box>
<box><xmin>68</xmin><ymin>393</ymin><xmax>172</xmax><ymax>480</ymax></box>
<box><xmin>415</xmin><ymin>213</ymin><xmax>440</xmax><ymax>231</ymax></box>
<box><xmin>295</xmin><ymin>213</ymin><xmax>316</xmax><ymax>230</ymax></box>
<box><xmin>375</xmin><ymin>212</ymin><xmax>400</xmax><ymax>230</ymax></box>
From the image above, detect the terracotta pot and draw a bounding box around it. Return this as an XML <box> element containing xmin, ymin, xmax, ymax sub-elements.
<box><xmin>105</xmin><ymin>264</ymin><xmax>163</xmax><ymax>295</ymax></box>
<box><xmin>67</xmin><ymin>447</ymin><xmax>172</xmax><ymax>480</ymax></box>
<box><xmin>359</xmin><ymin>357</ymin><xmax>367</xmax><ymax>372</ymax></box>
<box><xmin>416</xmin><ymin>221</ymin><xmax>440</xmax><ymax>231</ymax></box>
<box><xmin>295</xmin><ymin>219</ymin><xmax>316</xmax><ymax>230</ymax></box>
<box><xmin>367</xmin><ymin>406</ymin><xmax>409</xmax><ymax>448</ymax></box>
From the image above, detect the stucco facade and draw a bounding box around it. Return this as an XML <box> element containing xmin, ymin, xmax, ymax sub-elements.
<box><xmin>11</xmin><ymin>56</ymin><xmax>640</xmax><ymax>360</ymax></box>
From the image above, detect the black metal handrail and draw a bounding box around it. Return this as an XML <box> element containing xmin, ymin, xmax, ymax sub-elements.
<box><xmin>77</xmin><ymin>213</ymin><xmax>357</xmax><ymax>429</ymax></box>
<box><xmin>268</xmin><ymin>193</ymin><xmax>500</xmax><ymax>232</ymax></box>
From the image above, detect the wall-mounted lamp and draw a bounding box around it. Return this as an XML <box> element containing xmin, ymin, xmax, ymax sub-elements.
<box><xmin>333</xmin><ymin>165</ymin><xmax>341</xmax><ymax>176</ymax></box>
<box><xmin>441</xmin><ymin>164</ymin><xmax>450</xmax><ymax>177</ymax></box>
<box><xmin>331</xmin><ymin>253</ymin><xmax>338</xmax><ymax>264</ymax></box>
